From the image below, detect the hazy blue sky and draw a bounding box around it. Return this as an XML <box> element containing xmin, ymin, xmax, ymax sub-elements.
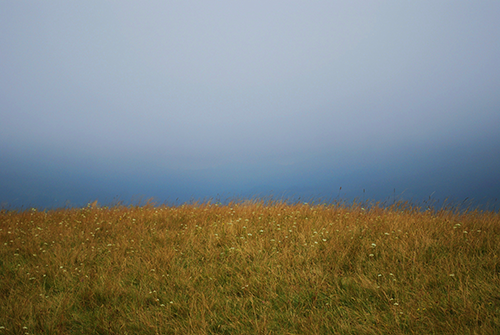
<box><xmin>1</xmin><ymin>1</ymin><xmax>499</xmax><ymax>209</ymax></box>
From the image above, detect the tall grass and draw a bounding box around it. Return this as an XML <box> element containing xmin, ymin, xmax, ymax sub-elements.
<box><xmin>1</xmin><ymin>200</ymin><xmax>499</xmax><ymax>334</ymax></box>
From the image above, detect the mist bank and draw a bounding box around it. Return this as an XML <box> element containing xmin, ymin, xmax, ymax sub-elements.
<box><xmin>1</xmin><ymin>139</ymin><xmax>499</xmax><ymax>211</ymax></box>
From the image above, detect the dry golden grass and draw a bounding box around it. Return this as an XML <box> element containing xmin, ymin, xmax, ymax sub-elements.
<box><xmin>1</xmin><ymin>200</ymin><xmax>499</xmax><ymax>334</ymax></box>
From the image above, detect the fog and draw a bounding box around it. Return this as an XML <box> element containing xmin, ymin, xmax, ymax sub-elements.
<box><xmin>1</xmin><ymin>1</ymin><xmax>499</xmax><ymax>210</ymax></box>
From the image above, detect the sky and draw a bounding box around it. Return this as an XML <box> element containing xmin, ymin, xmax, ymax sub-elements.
<box><xmin>1</xmin><ymin>1</ymin><xmax>499</xmax><ymax>210</ymax></box>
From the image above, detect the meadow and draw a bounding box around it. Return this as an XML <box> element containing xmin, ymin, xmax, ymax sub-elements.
<box><xmin>1</xmin><ymin>200</ymin><xmax>499</xmax><ymax>334</ymax></box>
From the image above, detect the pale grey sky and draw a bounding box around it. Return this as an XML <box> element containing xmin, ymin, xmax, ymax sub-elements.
<box><xmin>1</xmin><ymin>1</ymin><xmax>499</xmax><ymax>208</ymax></box>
